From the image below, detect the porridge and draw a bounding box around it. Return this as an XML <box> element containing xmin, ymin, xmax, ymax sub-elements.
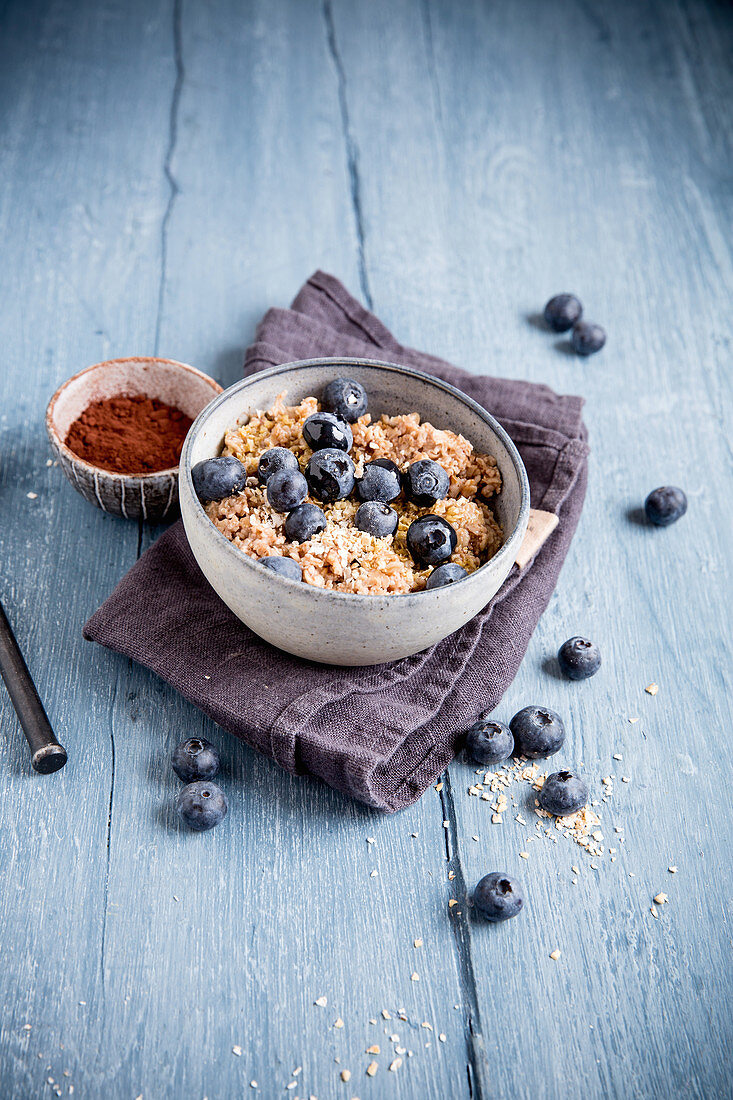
<box><xmin>192</xmin><ymin>377</ymin><xmax>503</xmax><ymax>595</ymax></box>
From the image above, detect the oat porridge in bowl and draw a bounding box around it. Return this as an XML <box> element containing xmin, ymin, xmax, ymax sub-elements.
<box><xmin>179</xmin><ymin>358</ymin><xmax>529</xmax><ymax>665</ymax></box>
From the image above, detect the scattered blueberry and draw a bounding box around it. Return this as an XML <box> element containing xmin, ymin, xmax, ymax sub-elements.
<box><xmin>305</xmin><ymin>448</ymin><xmax>356</xmax><ymax>502</ymax></box>
<box><xmin>543</xmin><ymin>293</ymin><xmax>583</xmax><ymax>333</ymax></box>
<box><xmin>571</xmin><ymin>321</ymin><xmax>606</xmax><ymax>355</ymax></box>
<box><xmin>257</xmin><ymin>447</ymin><xmax>299</xmax><ymax>484</ymax></box>
<box><xmin>558</xmin><ymin>636</ymin><xmax>602</xmax><ymax>680</ymax></box>
<box><xmin>176</xmin><ymin>781</ymin><xmax>228</xmax><ymax>832</ymax></box>
<box><xmin>171</xmin><ymin>737</ymin><xmax>220</xmax><ymax>783</ymax></box>
<box><xmin>354</xmin><ymin>501</ymin><xmax>399</xmax><ymax>538</ymax></box>
<box><xmin>355</xmin><ymin>459</ymin><xmax>402</xmax><ymax>503</ymax></box>
<box><xmin>473</xmin><ymin>872</ymin><xmax>524</xmax><ymax>922</ymax></box>
<box><xmin>644</xmin><ymin>486</ymin><xmax>687</xmax><ymax>527</ymax></box>
<box><xmin>509</xmin><ymin>705</ymin><xmax>565</xmax><ymax>758</ymax></box>
<box><xmin>266</xmin><ymin>468</ymin><xmax>308</xmax><ymax>513</ymax></box>
<box><xmin>284</xmin><ymin>502</ymin><xmax>327</xmax><ymax>543</ymax></box>
<box><xmin>464</xmin><ymin>719</ymin><xmax>514</xmax><ymax>765</ymax></box>
<box><xmin>260</xmin><ymin>556</ymin><xmax>303</xmax><ymax>581</ymax></box>
<box><xmin>191</xmin><ymin>456</ymin><xmax>247</xmax><ymax>503</ymax></box>
<box><xmin>303</xmin><ymin>411</ymin><xmax>353</xmax><ymax>452</ymax></box>
<box><xmin>426</xmin><ymin>563</ymin><xmax>468</xmax><ymax>589</ymax></box>
<box><xmin>539</xmin><ymin>770</ymin><xmax>589</xmax><ymax>816</ymax></box>
<box><xmin>322</xmin><ymin>377</ymin><xmax>368</xmax><ymax>423</ymax></box>
<box><xmin>406</xmin><ymin>515</ymin><xmax>457</xmax><ymax>567</ymax></box>
<box><xmin>404</xmin><ymin>459</ymin><xmax>450</xmax><ymax>507</ymax></box>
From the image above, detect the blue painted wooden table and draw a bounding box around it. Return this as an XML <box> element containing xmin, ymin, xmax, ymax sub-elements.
<box><xmin>1</xmin><ymin>1</ymin><xmax>731</xmax><ymax>1097</ymax></box>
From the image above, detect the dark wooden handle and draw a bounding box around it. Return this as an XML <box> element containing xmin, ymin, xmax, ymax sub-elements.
<box><xmin>0</xmin><ymin>599</ymin><xmax>67</xmax><ymax>773</ymax></box>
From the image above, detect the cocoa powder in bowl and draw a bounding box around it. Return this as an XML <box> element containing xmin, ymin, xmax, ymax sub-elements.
<box><xmin>65</xmin><ymin>394</ymin><xmax>193</xmax><ymax>475</ymax></box>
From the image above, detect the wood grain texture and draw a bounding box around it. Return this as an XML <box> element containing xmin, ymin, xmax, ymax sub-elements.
<box><xmin>0</xmin><ymin>0</ymin><xmax>731</xmax><ymax>1098</ymax></box>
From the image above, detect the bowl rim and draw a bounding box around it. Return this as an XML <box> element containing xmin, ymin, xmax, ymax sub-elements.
<box><xmin>181</xmin><ymin>357</ymin><xmax>531</xmax><ymax>603</ymax></box>
<box><xmin>45</xmin><ymin>356</ymin><xmax>223</xmax><ymax>481</ymax></box>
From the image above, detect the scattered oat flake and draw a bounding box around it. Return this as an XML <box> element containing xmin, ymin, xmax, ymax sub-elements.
<box><xmin>46</xmin><ymin>458</ymin><xmax>53</xmax><ymax>466</ymax></box>
<box><xmin>250</xmin><ymin>1084</ymin><xmax>258</xmax><ymax>1090</ymax></box>
<box><xmin>410</xmin><ymin>972</ymin><xmax>419</xmax><ymax>982</ymax></box>
<box><xmin>472</xmin><ymin>835</ymin><xmax>479</xmax><ymax>841</ymax></box>
<box><xmin>645</xmin><ymin>683</ymin><xmax>659</xmax><ymax>695</ymax></box>
<box><xmin>669</xmin><ymin>866</ymin><xmax>678</xmax><ymax>873</ymax></box>
<box><xmin>366</xmin><ymin>1062</ymin><xmax>378</xmax><ymax>1077</ymax></box>
<box><xmin>422</xmin><ymin>1021</ymin><xmax>433</xmax><ymax>1031</ymax></box>
<box><xmin>381</xmin><ymin>1010</ymin><xmax>391</xmax><ymax>1020</ymax></box>
<box><xmin>654</xmin><ymin>893</ymin><xmax>669</xmax><ymax>905</ymax></box>
<box><xmin>628</xmin><ymin>716</ymin><xmax>640</xmax><ymax>723</ymax></box>
<box><xmin>366</xmin><ymin>1044</ymin><xmax>380</xmax><ymax>1055</ymax></box>
<box><xmin>232</xmin><ymin>1046</ymin><xmax>242</xmax><ymax>1056</ymax></box>
<box><xmin>447</xmin><ymin>871</ymin><xmax>455</xmax><ymax>881</ymax></box>
<box><xmin>410</xmin><ymin>832</ymin><xmax>418</xmax><ymax>838</ymax></box>
<box><xmin>334</xmin><ymin>1018</ymin><xmax>344</xmax><ymax>1029</ymax></box>
<box><xmin>439</xmin><ymin>1033</ymin><xmax>447</xmax><ymax>1042</ymax></box>
<box><xmin>613</xmin><ymin>753</ymin><xmax>622</xmax><ymax>760</ymax></box>
<box><xmin>389</xmin><ymin>1056</ymin><xmax>403</xmax><ymax>1072</ymax></box>
<box><xmin>315</xmin><ymin>996</ymin><xmax>327</xmax><ymax>1007</ymax></box>
<box><xmin>650</xmin><ymin>906</ymin><xmax>658</xmax><ymax>918</ymax></box>
<box><xmin>22</xmin><ymin>1024</ymin><xmax>31</xmax><ymax>1031</ymax></box>
<box><xmin>448</xmin><ymin>899</ymin><xmax>458</xmax><ymax>908</ymax></box>
<box><xmin>414</xmin><ymin>938</ymin><xmax>423</xmax><ymax>948</ymax></box>
<box><xmin>621</xmin><ymin>776</ymin><xmax>631</xmax><ymax>783</ymax></box>
<box><xmin>370</xmin><ymin>870</ymin><xmax>378</xmax><ymax>878</ymax></box>
<box><xmin>340</xmin><ymin>1069</ymin><xmax>351</xmax><ymax>1082</ymax></box>
<box><xmin>549</xmin><ymin>950</ymin><xmax>561</xmax><ymax>961</ymax></box>
<box><xmin>434</xmin><ymin>782</ymin><xmax>443</xmax><ymax>791</ymax></box>
<box><xmin>519</xmin><ymin>851</ymin><xmax>529</xmax><ymax>859</ymax></box>
<box><xmin>492</xmin><ymin>814</ymin><xmax>502</xmax><ymax>824</ymax></box>
<box><xmin>366</xmin><ymin>837</ymin><xmax>375</xmax><ymax>844</ymax></box>
<box><xmin>443</xmin><ymin>820</ymin><xmax>450</xmax><ymax>828</ymax></box>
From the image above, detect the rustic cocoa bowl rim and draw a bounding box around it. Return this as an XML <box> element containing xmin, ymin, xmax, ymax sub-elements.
<box><xmin>45</xmin><ymin>356</ymin><xmax>223</xmax><ymax>479</ymax></box>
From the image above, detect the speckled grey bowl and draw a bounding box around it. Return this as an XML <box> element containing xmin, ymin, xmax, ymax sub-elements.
<box><xmin>180</xmin><ymin>358</ymin><xmax>529</xmax><ymax>666</ymax></box>
<box><xmin>46</xmin><ymin>357</ymin><xmax>222</xmax><ymax>522</ymax></box>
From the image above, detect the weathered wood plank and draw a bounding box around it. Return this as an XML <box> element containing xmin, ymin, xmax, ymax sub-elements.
<box><xmin>0</xmin><ymin>0</ymin><xmax>731</xmax><ymax>1097</ymax></box>
<box><xmin>329</xmin><ymin>0</ymin><xmax>733</xmax><ymax>1095</ymax></box>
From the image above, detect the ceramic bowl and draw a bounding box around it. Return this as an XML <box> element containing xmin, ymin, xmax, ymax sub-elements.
<box><xmin>46</xmin><ymin>357</ymin><xmax>222</xmax><ymax>522</ymax></box>
<box><xmin>180</xmin><ymin>358</ymin><xmax>530</xmax><ymax>666</ymax></box>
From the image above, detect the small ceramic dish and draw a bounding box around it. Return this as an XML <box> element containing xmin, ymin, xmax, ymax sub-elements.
<box><xmin>46</xmin><ymin>357</ymin><xmax>222</xmax><ymax>522</ymax></box>
<box><xmin>180</xmin><ymin>358</ymin><xmax>530</xmax><ymax>666</ymax></box>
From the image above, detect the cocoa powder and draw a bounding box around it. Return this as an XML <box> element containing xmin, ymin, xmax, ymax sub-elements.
<box><xmin>65</xmin><ymin>394</ymin><xmax>193</xmax><ymax>475</ymax></box>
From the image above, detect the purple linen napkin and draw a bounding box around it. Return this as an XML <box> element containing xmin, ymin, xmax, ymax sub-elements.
<box><xmin>83</xmin><ymin>272</ymin><xmax>589</xmax><ymax>812</ymax></box>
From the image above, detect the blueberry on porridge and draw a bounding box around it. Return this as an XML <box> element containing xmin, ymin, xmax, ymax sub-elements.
<box><xmin>197</xmin><ymin>379</ymin><xmax>504</xmax><ymax>595</ymax></box>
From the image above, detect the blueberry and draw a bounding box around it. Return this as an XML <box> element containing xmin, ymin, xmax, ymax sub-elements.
<box><xmin>305</xmin><ymin>448</ymin><xmax>356</xmax><ymax>502</ymax></box>
<box><xmin>322</xmin><ymin>377</ymin><xmax>368</xmax><ymax>423</ymax></box>
<box><xmin>284</xmin><ymin>502</ymin><xmax>327</xmax><ymax>543</ymax></box>
<box><xmin>644</xmin><ymin>486</ymin><xmax>687</xmax><ymax>527</ymax></box>
<box><xmin>539</xmin><ymin>770</ymin><xmax>589</xmax><ymax>816</ymax></box>
<box><xmin>191</xmin><ymin>456</ymin><xmax>247</xmax><ymax>503</ymax></box>
<box><xmin>426</xmin><ymin>563</ymin><xmax>468</xmax><ymax>590</ymax></box>
<box><xmin>404</xmin><ymin>459</ymin><xmax>450</xmax><ymax>507</ymax></box>
<box><xmin>571</xmin><ymin>321</ymin><xmax>606</xmax><ymax>355</ymax></box>
<box><xmin>176</xmin><ymin>781</ymin><xmax>228</xmax><ymax>831</ymax></box>
<box><xmin>355</xmin><ymin>459</ymin><xmax>402</xmax><ymax>503</ymax></box>
<box><xmin>558</xmin><ymin>636</ymin><xmax>601</xmax><ymax>680</ymax></box>
<box><xmin>171</xmin><ymin>737</ymin><xmax>220</xmax><ymax>783</ymax></box>
<box><xmin>464</xmin><ymin>719</ymin><xmax>514</xmax><ymax>765</ymax></box>
<box><xmin>406</xmin><ymin>515</ymin><xmax>457</xmax><ymax>566</ymax></box>
<box><xmin>260</xmin><ymin>556</ymin><xmax>303</xmax><ymax>581</ymax></box>
<box><xmin>303</xmin><ymin>411</ymin><xmax>353</xmax><ymax>452</ymax></box>
<box><xmin>509</xmin><ymin>705</ymin><xmax>565</xmax><ymax>759</ymax></box>
<box><xmin>257</xmin><ymin>447</ymin><xmax>299</xmax><ymax>484</ymax></box>
<box><xmin>354</xmin><ymin>501</ymin><xmax>399</xmax><ymax>538</ymax></box>
<box><xmin>543</xmin><ymin>293</ymin><xmax>583</xmax><ymax>333</ymax></box>
<box><xmin>473</xmin><ymin>872</ymin><xmax>524</xmax><ymax>922</ymax></box>
<box><xmin>266</xmin><ymin>468</ymin><xmax>308</xmax><ymax>512</ymax></box>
